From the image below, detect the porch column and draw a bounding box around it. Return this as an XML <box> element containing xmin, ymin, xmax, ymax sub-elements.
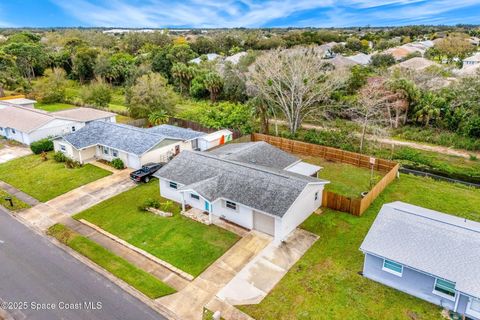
<box><xmin>181</xmin><ymin>193</ymin><xmax>186</xmax><ymax>212</ymax></box>
<box><xmin>208</xmin><ymin>202</ymin><xmax>213</xmax><ymax>224</ymax></box>
<box><xmin>78</xmin><ymin>149</ymin><xmax>83</xmax><ymax>164</ymax></box>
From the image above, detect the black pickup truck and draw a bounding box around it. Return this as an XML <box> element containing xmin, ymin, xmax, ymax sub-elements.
<box><xmin>130</xmin><ymin>163</ymin><xmax>164</xmax><ymax>183</ymax></box>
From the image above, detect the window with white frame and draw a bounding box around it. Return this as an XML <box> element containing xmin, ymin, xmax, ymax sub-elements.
<box><xmin>382</xmin><ymin>259</ymin><xmax>403</xmax><ymax>276</ymax></box>
<box><xmin>112</xmin><ymin>149</ymin><xmax>118</xmax><ymax>157</ymax></box>
<box><xmin>12</xmin><ymin>129</ymin><xmax>16</xmax><ymax>134</ymax></box>
<box><xmin>225</xmin><ymin>200</ymin><xmax>237</xmax><ymax>210</ymax></box>
<box><xmin>60</xmin><ymin>144</ymin><xmax>66</xmax><ymax>152</ymax></box>
<box><xmin>433</xmin><ymin>278</ymin><xmax>456</xmax><ymax>300</ymax></box>
<box><xmin>102</xmin><ymin>146</ymin><xmax>109</xmax><ymax>155</ymax></box>
<box><xmin>467</xmin><ymin>298</ymin><xmax>480</xmax><ymax>318</ymax></box>
<box><xmin>169</xmin><ymin>181</ymin><xmax>177</xmax><ymax>189</ymax></box>
<box><xmin>190</xmin><ymin>193</ymin><xmax>200</xmax><ymax>200</ymax></box>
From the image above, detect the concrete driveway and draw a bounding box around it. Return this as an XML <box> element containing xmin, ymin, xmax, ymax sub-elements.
<box><xmin>18</xmin><ymin>169</ymin><xmax>135</xmax><ymax>230</ymax></box>
<box><xmin>216</xmin><ymin>228</ymin><xmax>319</xmax><ymax>305</ymax></box>
<box><xmin>0</xmin><ymin>145</ymin><xmax>31</xmax><ymax>164</ymax></box>
<box><xmin>156</xmin><ymin>231</ymin><xmax>272</xmax><ymax>320</ymax></box>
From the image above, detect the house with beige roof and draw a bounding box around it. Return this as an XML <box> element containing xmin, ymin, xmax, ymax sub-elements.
<box><xmin>0</xmin><ymin>104</ymin><xmax>116</xmax><ymax>145</ymax></box>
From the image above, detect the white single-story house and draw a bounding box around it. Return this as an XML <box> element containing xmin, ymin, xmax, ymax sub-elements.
<box><xmin>54</xmin><ymin>122</ymin><xmax>209</xmax><ymax>169</ymax></box>
<box><xmin>360</xmin><ymin>202</ymin><xmax>480</xmax><ymax>320</ymax></box>
<box><xmin>0</xmin><ymin>105</ymin><xmax>115</xmax><ymax>145</ymax></box>
<box><xmin>154</xmin><ymin>142</ymin><xmax>327</xmax><ymax>243</ymax></box>
<box><xmin>0</xmin><ymin>97</ymin><xmax>37</xmax><ymax>108</ymax></box>
<box><xmin>463</xmin><ymin>52</ymin><xmax>480</xmax><ymax>66</ymax></box>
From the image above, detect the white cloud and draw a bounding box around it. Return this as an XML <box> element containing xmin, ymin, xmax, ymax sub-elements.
<box><xmin>50</xmin><ymin>0</ymin><xmax>480</xmax><ymax>27</ymax></box>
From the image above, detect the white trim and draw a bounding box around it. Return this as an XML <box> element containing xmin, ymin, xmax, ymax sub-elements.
<box><xmin>432</xmin><ymin>278</ymin><xmax>456</xmax><ymax>302</ymax></box>
<box><xmin>382</xmin><ymin>259</ymin><xmax>403</xmax><ymax>277</ymax></box>
<box><xmin>466</xmin><ymin>297</ymin><xmax>480</xmax><ymax>318</ymax></box>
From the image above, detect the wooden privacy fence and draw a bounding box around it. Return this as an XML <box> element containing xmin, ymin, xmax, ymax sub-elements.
<box><xmin>251</xmin><ymin>133</ymin><xmax>400</xmax><ymax>216</ymax></box>
<box><xmin>0</xmin><ymin>94</ymin><xmax>25</xmax><ymax>100</ymax></box>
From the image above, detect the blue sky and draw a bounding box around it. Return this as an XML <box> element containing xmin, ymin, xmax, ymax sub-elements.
<box><xmin>1</xmin><ymin>0</ymin><xmax>480</xmax><ymax>28</ymax></box>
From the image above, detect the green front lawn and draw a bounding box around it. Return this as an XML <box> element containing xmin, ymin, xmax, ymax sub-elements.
<box><xmin>0</xmin><ymin>153</ymin><xmax>111</xmax><ymax>202</ymax></box>
<box><xmin>74</xmin><ymin>180</ymin><xmax>240</xmax><ymax>276</ymax></box>
<box><xmin>35</xmin><ymin>103</ymin><xmax>76</xmax><ymax>112</ymax></box>
<box><xmin>0</xmin><ymin>189</ymin><xmax>30</xmax><ymax>211</ymax></box>
<box><xmin>240</xmin><ymin>174</ymin><xmax>480</xmax><ymax>320</ymax></box>
<box><xmin>302</xmin><ymin>155</ymin><xmax>384</xmax><ymax>198</ymax></box>
<box><xmin>47</xmin><ymin>224</ymin><xmax>175</xmax><ymax>298</ymax></box>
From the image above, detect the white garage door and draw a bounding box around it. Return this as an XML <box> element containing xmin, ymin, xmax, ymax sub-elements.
<box><xmin>253</xmin><ymin>211</ymin><xmax>275</xmax><ymax>236</ymax></box>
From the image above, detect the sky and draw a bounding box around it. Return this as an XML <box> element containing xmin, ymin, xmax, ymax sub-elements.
<box><xmin>1</xmin><ymin>0</ymin><xmax>480</xmax><ymax>28</ymax></box>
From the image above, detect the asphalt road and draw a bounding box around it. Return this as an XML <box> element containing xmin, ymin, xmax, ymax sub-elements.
<box><xmin>0</xmin><ymin>207</ymin><xmax>165</xmax><ymax>320</ymax></box>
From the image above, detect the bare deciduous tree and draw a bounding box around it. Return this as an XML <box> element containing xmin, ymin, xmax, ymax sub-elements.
<box><xmin>350</xmin><ymin>77</ymin><xmax>394</xmax><ymax>152</ymax></box>
<box><xmin>247</xmin><ymin>47</ymin><xmax>345</xmax><ymax>134</ymax></box>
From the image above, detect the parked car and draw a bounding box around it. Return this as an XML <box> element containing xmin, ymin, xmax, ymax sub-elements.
<box><xmin>130</xmin><ymin>163</ymin><xmax>164</xmax><ymax>183</ymax></box>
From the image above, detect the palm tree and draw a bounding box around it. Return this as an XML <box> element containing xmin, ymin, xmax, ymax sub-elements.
<box><xmin>415</xmin><ymin>92</ymin><xmax>444</xmax><ymax>127</ymax></box>
<box><xmin>204</xmin><ymin>71</ymin><xmax>223</xmax><ymax>102</ymax></box>
<box><xmin>148</xmin><ymin>109</ymin><xmax>169</xmax><ymax>126</ymax></box>
<box><xmin>171</xmin><ymin>63</ymin><xmax>196</xmax><ymax>95</ymax></box>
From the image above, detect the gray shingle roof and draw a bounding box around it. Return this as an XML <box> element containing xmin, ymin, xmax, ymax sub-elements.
<box><xmin>154</xmin><ymin>150</ymin><xmax>326</xmax><ymax>217</ymax></box>
<box><xmin>62</xmin><ymin>121</ymin><xmax>177</xmax><ymax>155</ymax></box>
<box><xmin>146</xmin><ymin>124</ymin><xmax>206</xmax><ymax>140</ymax></box>
<box><xmin>360</xmin><ymin>201</ymin><xmax>480</xmax><ymax>298</ymax></box>
<box><xmin>208</xmin><ymin>142</ymin><xmax>299</xmax><ymax>169</ymax></box>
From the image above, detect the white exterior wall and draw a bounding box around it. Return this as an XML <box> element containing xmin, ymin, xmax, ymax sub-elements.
<box><xmin>211</xmin><ymin>199</ymin><xmax>254</xmax><ymax>229</ymax></box>
<box><xmin>28</xmin><ymin>119</ymin><xmax>84</xmax><ymax>144</ymax></box>
<box><xmin>159</xmin><ymin>179</ymin><xmax>184</xmax><ymax>203</ymax></box>
<box><xmin>140</xmin><ymin>140</ymin><xmax>191</xmax><ymax>166</ymax></box>
<box><xmin>275</xmin><ymin>184</ymin><xmax>324</xmax><ymax>243</ymax></box>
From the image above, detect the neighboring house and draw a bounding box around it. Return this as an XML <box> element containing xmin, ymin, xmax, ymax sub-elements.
<box><xmin>360</xmin><ymin>202</ymin><xmax>480</xmax><ymax>320</ymax></box>
<box><xmin>54</xmin><ymin>122</ymin><xmax>207</xmax><ymax>169</ymax></box>
<box><xmin>0</xmin><ymin>105</ymin><xmax>115</xmax><ymax>145</ymax></box>
<box><xmin>463</xmin><ymin>53</ymin><xmax>480</xmax><ymax>66</ymax></box>
<box><xmin>224</xmin><ymin>52</ymin><xmax>247</xmax><ymax>65</ymax></box>
<box><xmin>393</xmin><ymin>57</ymin><xmax>440</xmax><ymax>71</ymax></box>
<box><xmin>154</xmin><ymin>142</ymin><xmax>326</xmax><ymax>243</ymax></box>
<box><xmin>0</xmin><ymin>97</ymin><xmax>37</xmax><ymax>108</ymax></box>
<box><xmin>345</xmin><ymin>53</ymin><xmax>371</xmax><ymax>65</ymax></box>
<box><xmin>190</xmin><ymin>53</ymin><xmax>222</xmax><ymax>64</ymax></box>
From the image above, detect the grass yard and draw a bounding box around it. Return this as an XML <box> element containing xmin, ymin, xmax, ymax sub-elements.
<box><xmin>74</xmin><ymin>180</ymin><xmax>240</xmax><ymax>276</ymax></box>
<box><xmin>240</xmin><ymin>174</ymin><xmax>480</xmax><ymax>320</ymax></box>
<box><xmin>47</xmin><ymin>224</ymin><xmax>175</xmax><ymax>298</ymax></box>
<box><xmin>0</xmin><ymin>189</ymin><xmax>30</xmax><ymax>211</ymax></box>
<box><xmin>35</xmin><ymin>102</ymin><xmax>76</xmax><ymax>112</ymax></box>
<box><xmin>301</xmin><ymin>155</ymin><xmax>384</xmax><ymax>198</ymax></box>
<box><xmin>0</xmin><ymin>153</ymin><xmax>111</xmax><ymax>202</ymax></box>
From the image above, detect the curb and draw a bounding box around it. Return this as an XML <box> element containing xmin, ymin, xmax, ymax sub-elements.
<box><xmin>79</xmin><ymin>219</ymin><xmax>195</xmax><ymax>281</ymax></box>
<box><xmin>46</xmin><ymin>236</ymin><xmax>181</xmax><ymax>320</ymax></box>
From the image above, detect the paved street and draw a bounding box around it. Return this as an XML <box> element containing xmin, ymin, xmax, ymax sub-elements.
<box><xmin>0</xmin><ymin>207</ymin><xmax>165</xmax><ymax>320</ymax></box>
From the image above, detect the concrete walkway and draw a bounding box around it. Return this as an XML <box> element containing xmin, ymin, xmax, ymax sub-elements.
<box><xmin>0</xmin><ymin>181</ymin><xmax>40</xmax><ymax>206</ymax></box>
<box><xmin>156</xmin><ymin>231</ymin><xmax>272</xmax><ymax>320</ymax></box>
<box><xmin>17</xmin><ymin>169</ymin><xmax>135</xmax><ymax>230</ymax></box>
<box><xmin>216</xmin><ymin>228</ymin><xmax>319</xmax><ymax>306</ymax></box>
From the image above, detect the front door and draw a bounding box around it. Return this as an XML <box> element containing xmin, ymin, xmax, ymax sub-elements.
<box><xmin>204</xmin><ymin>201</ymin><xmax>210</xmax><ymax>212</ymax></box>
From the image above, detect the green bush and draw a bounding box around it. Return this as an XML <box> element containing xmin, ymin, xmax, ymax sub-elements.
<box><xmin>111</xmin><ymin>158</ymin><xmax>125</xmax><ymax>169</ymax></box>
<box><xmin>30</xmin><ymin>138</ymin><xmax>53</xmax><ymax>154</ymax></box>
<box><xmin>53</xmin><ymin>151</ymin><xmax>67</xmax><ymax>162</ymax></box>
<box><xmin>393</xmin><ymin>126</ymin><xmax>480</xmax><ymax>151</ymax></box>
<box><xmin>139</xmin><ymin>198</ymin><xmax>161</xmax><ymax>211</ymax></box>
<box><xmin>79</xmin><ymin>80</ymin><xmax>112</xmax><ymax>108</ymax></box>
<box><xmin>302</xmin><ymin>129</ymin><xmax>359</xmax><ymax>152</ymax></box>
<box><xmin>64</xmin><ymin>157</ymin><xmax>82</xmax><ymax>169</ymax></box>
